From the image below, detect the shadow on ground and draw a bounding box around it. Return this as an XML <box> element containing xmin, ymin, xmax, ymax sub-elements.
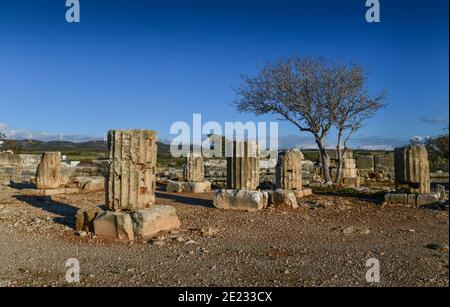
<box><xmin>155</xmin><ymin>191</ymin><xmax>213</xmax><ymax>208</ymax></box>
<box><xmin>8</xmin><ymin>182</ymin><xmax>36</xmax><ymax>190</ymax></box>
<box><xmin>14</xmin><ymin>195</ymin><xmax>78</xmax><ymax>228</ymax></box>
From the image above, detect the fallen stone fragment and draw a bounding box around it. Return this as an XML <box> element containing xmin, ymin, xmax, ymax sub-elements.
<box><xmin>75</xmin><ymin>207</ymin><xmax>103</xmax><ymax>232</ymax></box>
<box><xmin>131</xmin><ymin>205</ymin><xmax>181</xmax><ymax>238</ymax></box>
<box><xmin>212</xmin><ymin>189</ymin><xmax>268</xmax><ymax>211</ymax></box>
<box><xmin>93</xmin><ymin>211</ymin><xmax>135</xmax><ymax>241</ymax></box>
<box><xmin>166</xmin><ymin>181</ymin><xmax>184</xmax><ymax>193</ymax></box>
<box><xmin>271</xmin><ymin>189</ymin><xmax>298</xmax><ymax>209</ymax></box>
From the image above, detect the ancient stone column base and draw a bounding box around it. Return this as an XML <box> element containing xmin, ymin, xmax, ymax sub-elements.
<box><xmin>342</xmin><ymin>177</ymin><xmax>361</xmax><ymax>187</ymax></box>
<box><xmin>384</xmin><ymin>193</ymin><xmax>440</xmax><ymax>207</ymax></box>
<box><xmin>166</xmin><ymin>180</ymin><xmax>211</xmax><ymax>193</ymax></box>
<box><xmin>212</xmin><ymin>189</ymin><xmax>268</xmax><ymax>211</ymax></box>
<box><xmin>91</xmin><ymin>205</ymin><xmax>181</xmax><ymax>241</ymax></box>
<box><xmin>293</xmin><ymin>188</ymin><xmax>313</xmax><ymax>199</ymax></box>
<box><xmin>270</xmin><ymin>189</ymin><xmax>298</xmax><ymax>209</ymax></box>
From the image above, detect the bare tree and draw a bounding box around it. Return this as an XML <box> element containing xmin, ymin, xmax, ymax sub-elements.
<box><xmin>333</xmin><ymin>65</ymin><xmax>387</xmax><ymax>183</ymax></box>
<box><xmin>234</xmin><ymin>56</ymin><xmax>386</xmax><ymax>184</ymax></box>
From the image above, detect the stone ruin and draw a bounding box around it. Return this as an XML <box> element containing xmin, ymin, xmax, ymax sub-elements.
<box><xmin>394</xmin><ymin>145</ymin><xmax>430</xmax><ymax>194</ymax></box>
<box><xmin>385</xmin><ymin>145</ymin><xmax>443</xmax><ymax>206</ymax></box>
<box><xmin>17</xmin><ymin>151</ymin><xmax>106</xmax><ymax>197</ymax></box>
<box><xmin>226</xmin><ymin>141</ymin><xmax>260</xmax><ymax>190</ymax></box>
<box><xmin>341</xmin><ymin>156</ymin><xmax>361</xmax><ymax>187</ymax></box>
<box><xmin>166</xmin><ymin>152</ymin><xmax>211</xmax><ymax>193</ymax></box>
<box><xmin>76</xmin><ymin>129</ymin><xmax>180</xmax><ymax>241</ymax></box>
<box><xmin>276</xmin><ymin>149</ymin><xmax>303</xmax><ymax>191</ymax></box>
<box><xmin>213</xmin><ymin>144</ymin><xmax>313</xmax><ymax>211</ymax></box>
<box><xmin>35</xmin><ymin>152</ymin><xmax>62</xmax><ymax>189</ymax></box>
<box><xmin>272</xmin><ymin>149</ymin><xmax>313</xmax><ymax>209</ymax></box>
<box><xmin>213</xmin><ymin>141</ymin><xmax>269</xmax><ymax>211</ymax></box>
<box><xmin>106</xmin><ymin>129</ymin><xmax>157</xmax><ymax>211</ymax></box>
<box><xmin>0</xmin><ymin>152</ymin><xmax>22</xmax><ymax>185</ymax></box>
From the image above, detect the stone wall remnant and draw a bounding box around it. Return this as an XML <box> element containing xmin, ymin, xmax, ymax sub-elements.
<box><xmin>394</xmin><ymin>145</ymin><xmax>430</xmax><ymax>194</ymax></box>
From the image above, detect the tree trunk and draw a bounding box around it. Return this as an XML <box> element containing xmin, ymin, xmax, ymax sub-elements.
<box><xmin>316</xmin><ymin>137</ymin><xmax>332</xmax><ymax>184</ymax></box>
<box><xmin>335</xmin><ymin>132</ymin><xmax>344</xmax><ymax>184</ymax></box>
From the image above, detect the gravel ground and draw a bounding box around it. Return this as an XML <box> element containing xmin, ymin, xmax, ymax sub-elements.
<box><xmin>0</xmin><ymin>184</ymin><xmax>448</xmax><ymax>287</ymax></box>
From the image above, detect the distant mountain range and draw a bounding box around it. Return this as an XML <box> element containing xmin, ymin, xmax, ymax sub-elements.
<box><xmin>9</xmin><ymin>139</ymin><xmax>172</xmax><ymax>156</ymax></box>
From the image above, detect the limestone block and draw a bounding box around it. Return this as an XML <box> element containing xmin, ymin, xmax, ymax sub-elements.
<box><xmin>166</xmin><ymin>181</ymin><xmax>184</xmax><ymax>193</ymax></box>
<box><xmin>76</xmin><ymin>207</ymin><xmax>103</xmax><ymax>232</ymax></box>
<box><xmin>131</xmin><ymin>205</ymin><xmax>181</xmax><ymax>238</ymax></box>
<box><xmin>93</xmin><ymin>211</ymin><xmax>134</xmax><ymax>241</ymax></box>
<box><xmin>342</xmin><ymin>177</ymin><xmax>361</xmax><ymax>187</ymax></box>
<box><xmin>212</xmin><ymin>189</ymin><xmax>268</xmax><ymax>211</ymax></box>
<box><xmin>416</xmin><ymin>194</ymin><xmax>439</xmax><ymax>206</ymax></box>
<box><xmin>271</xmin><ymin>189</ymin><xmax>299</xmax><ymax>209</ymax></box>
<box><xmin>183</xmin><ymin>181</ymin><xmax>211</xmax><ymax>193</ymax></box>
<box><xmin>35</xmin><ymin>152</ymin><xmax>62</xmax><ymax>189</ymax></box>
<box><xmin>356</xmin><ymin>156</ymin><xmax>375</xmax><ymax>170</ymax></box>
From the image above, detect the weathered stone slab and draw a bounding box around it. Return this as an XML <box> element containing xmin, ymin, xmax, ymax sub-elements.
<box><xmin>72</xmin><ymin>176</ymin><xmax>105</xmax><ymax>192</ymax></box>
<box><xmin>35</xmin><ymin>152</ymin><xmax>62</xmax><ymax>189</ymax></box>
<box><xmin>131</xmin><ymin>205</ymin><xmax>181</xmax><ymax>238</ymax></box>
<box><xmin>106</xmin><ymin>129</ymin><xmax>158</xmax><ymax>211</ymax></box>
<box><xmin>416</xmin><ymin>194</ymin><xmax>439</xmax><ymax>206</ymax></box>
<box><xmin>183</xmin><ymin>181</ymin><xmax>211</xmax><ymax>193</ymax></box>
<box><xmin>166</xmin><ymin>181</ymin><xmax>184</xmax><ymax>193</ymax></box>
<box><xmin>375</xmin><ymin>153</ymin><xmax>395</xmax><ymax>172</ymax></box>
<box><xmin>93</xmin><ymin>211</ymin><xmax>135</xmax><ymax>241</ymax></box>
<box><xmin>276</xmin><ymin>149</ymin><xmax>303</xmax><ymax>191</ymax></box>
<box><xmin>342</xmin><ymin>177</ymin><xmax>361</xmax><ymax>187</ymax></box>
<box><xmin>394</xmin><ymin>146</ymin><xmax>430</xmax><ymax>194</ymax></box>
<box><xmin>294</xmin><ymin>188</ymin><xmax>313</xmax><ymax>199</ymax></box>
<box><xmin>166</xmin><ymin>180</ymin><xmax>211</xmax><ymax>193</ymax></box>
<box><xmin>271</xmin><ymin>189</ymin><xmax>298</xmax><ymax>209</ymax></box>
<box><xmin>76</xmin><ymin>207</ymin><xmax>103</xmax><ymax>232</ymax></box>
<box><xmin>385</xmin><ymin>193</ymin><xmax>439</xmax><ymax>206</ymax></box>
<box><xmin>356</xmin><ymin>155</ymin><xmax>375</xmax><ymax>170</ymax></box>
<box><xmin>212</xmin><ymin>189</ymin><xmax>268</xmax><ymax>211</ymax></box>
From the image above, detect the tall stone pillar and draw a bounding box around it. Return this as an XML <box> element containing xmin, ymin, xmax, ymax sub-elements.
<box><xmin>106</xmin><ymin>130</ymin><xmax>158</xmax><ymax>211</ymax></box>
<box><xmin>227</xmin><ymin>141</ymin><xmax>259</xmax><ymax>190</ymax></box>
<box><xmin>276</xmin><ymin>149</ymin><xmax>303</xmax><ymax>191</ymax></box>
<box><xmin>35</xmin><ymin>152</ymin><xmax>62</xmax><ymax>189</ymax></box>
<box><xmin>183</xmin><ymin>152</ymin><xmax>204</xmax><ymax>182</ymax></box>
<box><xmin>394</xmin><ymin>145</ymin><xmax>430</xmax><ymax>194</ymax></box>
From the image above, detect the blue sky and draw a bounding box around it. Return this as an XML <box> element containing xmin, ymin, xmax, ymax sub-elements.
<box><xmin>0</xmin><ymin>0</ymin><xmax>448</xmax><ymax>149</ymax></box>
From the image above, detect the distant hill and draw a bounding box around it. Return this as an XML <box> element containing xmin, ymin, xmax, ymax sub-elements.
<box><xmin>10</xmin><ymin>139</ymin><xmax>172</xmax><ymax>162</ymax></box>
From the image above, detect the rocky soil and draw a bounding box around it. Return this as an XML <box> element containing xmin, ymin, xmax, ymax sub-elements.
<box><xmin>0</xmin><ymin>184</ymin><xmax>448</xmax><ymax>287</ymax></box>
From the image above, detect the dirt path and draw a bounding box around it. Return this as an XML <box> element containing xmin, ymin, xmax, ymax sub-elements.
<box><xmin>0</xmin><ymin>185</ymin><xmax>448</xmax><ymax>287</ymax></box>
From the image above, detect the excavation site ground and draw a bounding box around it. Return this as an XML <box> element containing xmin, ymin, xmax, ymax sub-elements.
<box><xmin>0</xmin><ymin>184</ymin><xmax>448</xmax><ymax>287</ymax></box>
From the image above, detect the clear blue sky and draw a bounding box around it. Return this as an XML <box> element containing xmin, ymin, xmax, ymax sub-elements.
<box><xmin>0</xmin><ymin>0</ymin><xmax>448</xmax><ymax>149</ymax></box>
